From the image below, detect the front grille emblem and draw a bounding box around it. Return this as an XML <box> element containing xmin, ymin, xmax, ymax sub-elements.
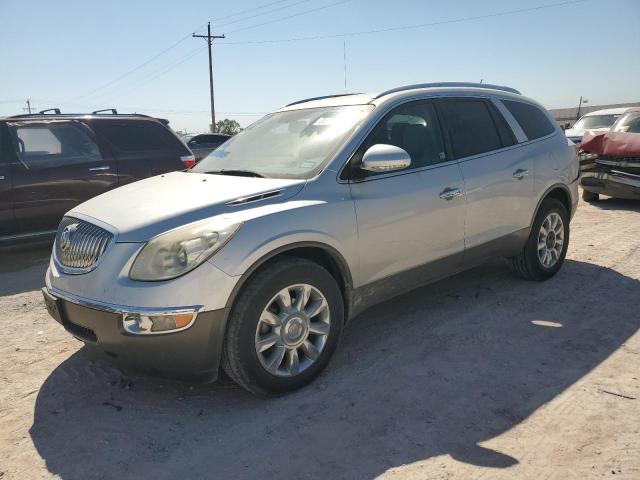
<box><xmin>60</xmin><ymin>224</ymin><xmax>77</xmax><ymax>252</ymax></box>
<box><xmin>54</xmin><ymin>217</ymin><xmax>114</xmax><ymax>274</ymax></box>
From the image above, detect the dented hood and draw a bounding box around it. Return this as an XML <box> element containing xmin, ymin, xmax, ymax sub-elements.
<box><xmin>68</xmin><ymin>171</ymin><xmax>305</xmax><ymax>241</ymax></box>
<box><xmin>580</xmin><ymin>131</ymin><xmax>640</xmax><ymax>157</ymax></box>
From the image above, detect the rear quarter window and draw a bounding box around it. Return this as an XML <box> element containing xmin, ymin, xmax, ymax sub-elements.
<box><xmin>94</xmin><ymin>120</ymin><xmax>188</xmax><ymax>153</ymax></box>
<box><xmin>502</xmin><ymin>100</ymin><xmax>556</xmax><ymax>140</ymax></box>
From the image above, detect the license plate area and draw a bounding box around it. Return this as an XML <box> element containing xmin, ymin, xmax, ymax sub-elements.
<box><xmin>42</xmin><ymin>288</ymin><xmax>64</xmax><ymax>326</ymax></box>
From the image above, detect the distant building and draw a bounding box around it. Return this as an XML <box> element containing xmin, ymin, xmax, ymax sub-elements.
<box><xmin>548</xmin><ymin>102</ymin><xmax>640</xmax><ymax>127</ymax></box>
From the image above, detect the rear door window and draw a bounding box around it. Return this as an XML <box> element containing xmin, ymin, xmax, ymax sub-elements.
<box><xmin>437</xmin><ymin>100</ymin><xmax>503</xmax><ymax>159</ymax></box>
<box><xmin>7</xmin><ymin>121</ymin><xmax>102</xmax><ymax>170</ymax></box>
<box><xmin>93</xmin><ymin>120</ymin><xmax>182</xmax><ymax>152</ymax></box>
<box><xmin>502</xmin><ymin>100</ymin><xmax>556</xmax><ymax>140</ymax></box>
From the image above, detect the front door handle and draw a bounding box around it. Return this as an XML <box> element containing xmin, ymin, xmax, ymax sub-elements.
<box><xmin>513</xmin><ymin>168</ymin><xmax>529</xmax><ymax>180</ymax></box>
<box><xmin>89</xmin><ymin>166</ymin><xmax>111</xmax><ymax>172</ymax></box>
<box><xmin>439</xmin><ymin>187</ymin><xmax>463</xmax><ymax>200</ymax></box>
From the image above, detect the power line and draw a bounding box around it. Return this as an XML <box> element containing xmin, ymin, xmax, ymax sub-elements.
<box><xmin>97</xmin><ymin>45</ymin><xmax>207</xmax><ymax>104</ymax></box>
<box><xmin>225</xmin><ymin>0</ymin><xmax>353</xmax><ymax>34</ymax></box>
<box><xmin>71</xmin><ymin>22</ymin><xmax>209</xmax><ymax>102</ymax></box>
<box><xmin>215</xmin><ymin>0</ymin><xmax>292</xmax><ymax>21</ymax></box>
<box><xmin>222</xmin><ymin>0</ymin><xmax>588</xmax><ymax>44</ymax></box>
<box><xmin>216</xmin><ymin>0</ymin><xmax>313</xmax><ymax>28</ymax></box>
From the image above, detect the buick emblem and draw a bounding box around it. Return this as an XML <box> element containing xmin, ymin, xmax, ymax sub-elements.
<box><xmin>60</xmin><ymin>224</ymin><xmax>77</xmax><ymax>252</ymax></box>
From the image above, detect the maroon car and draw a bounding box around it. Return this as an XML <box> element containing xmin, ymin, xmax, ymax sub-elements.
<box><xmin>0</xmin><ymin>110</ymin><xmax>195</xmax><ymax>241</ymax></box>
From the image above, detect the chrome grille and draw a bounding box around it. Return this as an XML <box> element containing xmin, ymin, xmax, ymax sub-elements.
<box><xmin>54</xmin><ymin>217</ymin><xmax>113</xmax><ymax>273</ymax></box>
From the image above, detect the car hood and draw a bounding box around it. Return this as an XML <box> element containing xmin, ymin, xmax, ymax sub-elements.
<box><xmin>69</xmin><ymin>171</ymin><xmax>306</xmax><ymax>242</ymax></box>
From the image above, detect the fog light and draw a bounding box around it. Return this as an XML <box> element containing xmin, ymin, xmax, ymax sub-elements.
<box><xmin>123</xmin><ymin>312</ymin><xmax>196</xmax><ymax>335</ymax></box>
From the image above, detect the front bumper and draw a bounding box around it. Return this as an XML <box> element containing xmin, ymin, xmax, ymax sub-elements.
<box><xmin>42</xmin><ymin>287</ymin><xmax>228</xmax><ymax>380</ymax></box>
<box><xmin>580</xmin><ymin>154</ymin><xmax>640</xmax><ymax>200</ymax></box>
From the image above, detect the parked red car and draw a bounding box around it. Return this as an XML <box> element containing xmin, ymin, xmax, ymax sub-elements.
<box><xmin>579</xmin><ymin>123</ymin><xmax>640</xmax><ymax>201</ymax></box>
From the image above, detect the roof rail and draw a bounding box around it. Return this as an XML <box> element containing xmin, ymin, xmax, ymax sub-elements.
<box><xmin>285</xmin><ymin>93</ymin><xmax>363</xmax><ymax>107</ymax></box>
<box><xmin>39</xmin><ymin>108</ymin><xmax>62</xmax><ymax>114</ymax></box>
<box><xmin>374</xmin><ymin>82</ymin><xmax>521</xmax><ymax>99</ymax></box>
<box><xmin>92</xmin><ymin>108</ymin><xmax>118</xmax><ymax>114</ymax></box>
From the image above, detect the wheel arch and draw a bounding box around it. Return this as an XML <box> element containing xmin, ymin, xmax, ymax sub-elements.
<box><xmin>223</xmin><ymin>241</ymin><xmax>354</xmax><ymax>322</ymax></box>
<box><xmin>530</xmin><ymin>183</ymin><xmax>572</xmax><ymax>227</ymax></box>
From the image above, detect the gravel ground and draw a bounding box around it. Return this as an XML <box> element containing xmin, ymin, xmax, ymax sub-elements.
<box><xmin>0</xmin><ymin>195</ymin><xmax>638</xmax><ymax>480</ymax></box>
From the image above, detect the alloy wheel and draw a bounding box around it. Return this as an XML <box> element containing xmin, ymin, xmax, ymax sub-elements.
<box><xmin>537</xmin><ymin>212</ymin><xmax>564</xmax><ymax>268</ymax></box>
<box><xmin>255</xmin><ymin>284</ymin><xmax>331</xmax><ymax>377</ymax></box>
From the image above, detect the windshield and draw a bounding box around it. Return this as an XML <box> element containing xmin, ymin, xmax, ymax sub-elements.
<box><xmin>573</xmin><ymin>114</ymin><xmax>621</xmax><ymax>131</ymax></box>
<box><xmin>191</xmin><ymin>105</ymin><xmax>373</xmax><ymax>179</ymax></box>
<box><xmin>611</xmin><ymin>112</ymin><xmax>640</xmax><ymax>133</ymax></box>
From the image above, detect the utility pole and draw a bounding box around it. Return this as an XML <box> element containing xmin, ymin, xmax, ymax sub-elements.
<box><xmin>24</xmin><ymin>99</ymin><xmax>33</xmax><ymax>114</ymax></box>
<box><xmin>576</xmin><ymin>96</ymin><xmax>588</xmax><ymax>122</ymax></box>
<box><xmin>193</xmin><ymin>22</ymin><xmax>225</xmax><ymax>133</ymax></box>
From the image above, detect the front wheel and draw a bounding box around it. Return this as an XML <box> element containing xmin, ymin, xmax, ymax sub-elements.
<box><xmin>511</xmin><ymin>198</ymin><xmax>569</xmax><ymax>281</ymax></box>
<box><xmin>222</xmin><ymin>257</ymin><xmax>344</xmax><ymax>396</ymax></box>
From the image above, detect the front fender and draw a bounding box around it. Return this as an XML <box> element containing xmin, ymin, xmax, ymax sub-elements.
<box><xmin>208</xmin><ymin>199</ymin><xmax>358</xmax><ymax>280</ymax></box>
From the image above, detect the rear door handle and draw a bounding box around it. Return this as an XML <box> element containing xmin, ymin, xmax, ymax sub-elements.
<box><xmin>439</xmin><ymin>187</ymin><xmax>463</xmax><ymax>200</ymax></box>
<box><xmin>89</xmin><ymin>166</ymin><xmax>111</xmax><ymax>172</ymax></box>
<box><xmin>513</xmin><ymin>168</ymin><xmax>529</xmax><ymax>179</ymax></box>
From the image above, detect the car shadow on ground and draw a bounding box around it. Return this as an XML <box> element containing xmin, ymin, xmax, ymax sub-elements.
<box><xmin>29</xmin><ymin>259</ymin><xmax>639</xmax><ymax>479</ymax></box>
<box><xmin>586</xmin><ymin>197</ymin><xmax>640</xmax><ymax>212</ymax></box>
<box><xmin>0</xmin><ymin>240</ymin><xmax>52</xmax><ymax>296</ymax></box>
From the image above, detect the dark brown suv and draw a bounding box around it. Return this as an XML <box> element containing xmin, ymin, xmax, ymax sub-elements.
<box><xmin>0</xmin><ymin>111</ymin><xmax>194</xmax><ymax>241</ymax></box>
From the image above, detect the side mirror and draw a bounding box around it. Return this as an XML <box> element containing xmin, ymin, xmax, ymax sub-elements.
<box><xmin>361</xmin><ymin>144</ymin><xmax>411</xmax><ymax>173</ymax></box>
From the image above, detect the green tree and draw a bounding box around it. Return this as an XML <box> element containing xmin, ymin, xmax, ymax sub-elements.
<box><xmin>213</xmin><ymin>118</ymin><xmax>242</xmax><ymax>135</ymax></box>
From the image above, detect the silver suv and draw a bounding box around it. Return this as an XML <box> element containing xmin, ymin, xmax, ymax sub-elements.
<box><xmin>43</xmin><ymin>83</ymin><xmax>579</xmax><ymax>395</ymax></box>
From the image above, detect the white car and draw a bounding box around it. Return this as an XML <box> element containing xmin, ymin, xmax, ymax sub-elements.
<box><xmin>565</xmin><ymin>107</ymin><xmax>630</xmax><ymax>144</ymax></box>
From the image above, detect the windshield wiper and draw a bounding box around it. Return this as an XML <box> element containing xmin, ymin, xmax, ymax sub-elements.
<box><xmin>204</xmin><ymin>169</ymin><xmax>266</xmax><ymax>178</ymax></box>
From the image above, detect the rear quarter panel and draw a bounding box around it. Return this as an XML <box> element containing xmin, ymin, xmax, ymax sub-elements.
<box><xmin>533</xmin><ymin>134</ymin><xmax>579</xmax><ymax>221</ymax></box>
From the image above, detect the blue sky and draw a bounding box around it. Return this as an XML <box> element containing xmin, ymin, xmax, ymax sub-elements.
<box><xmin>1</xmin><ymin>0</ymin><xmax>638</xmax><ymax>132</ymax></box>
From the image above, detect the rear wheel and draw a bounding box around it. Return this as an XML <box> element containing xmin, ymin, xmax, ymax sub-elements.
<box><xmin>582</xmin><ymin>189</ymin><xmax>599</xmax><ymax>202</ymax></box>
<box><xmin>511</xmin><ymin>198</ymin><xmax>569</xmax><ymax>281</ymax></box>
<box><xmin>222</xmin><ymin>257</ymin><xmax>344</xmax><ymax>396</ymax></box>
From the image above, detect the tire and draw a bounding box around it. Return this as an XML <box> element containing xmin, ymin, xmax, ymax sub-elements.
<box><xmin>222</xmin><ymin>257</ymin><xmax>344</xmax><ymax>396</ymax></box>
<box><xmin>511</xmin><ymin>198</ymin><xmax>569</xmax><ymax>281</ymax></box>
<box><xmin>582</xmin><ymin>189</ymin><xmax>599</xmax><ymax>202</ymax></box>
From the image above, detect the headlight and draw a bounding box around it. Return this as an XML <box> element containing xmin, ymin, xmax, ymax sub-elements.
<box><xmin>129</xmin><ymin>217</ymin><xmax>242</xmax><ymax>281</ymax></box>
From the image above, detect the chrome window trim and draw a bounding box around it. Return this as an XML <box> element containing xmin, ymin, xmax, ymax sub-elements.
<box><xmin>335</xmin><ymin>92</ymin><xmax>537</xmax><ymax>184</ymax></box>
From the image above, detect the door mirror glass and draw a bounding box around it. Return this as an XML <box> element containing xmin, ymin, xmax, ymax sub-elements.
<box><xmin>361</xmin><ymin>144</ymin><xmax>411</xmax><ymax>173</ymax></box>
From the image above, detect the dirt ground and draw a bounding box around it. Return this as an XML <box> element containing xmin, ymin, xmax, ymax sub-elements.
<box><xmin>0</xmin><ymin>195</ymin><xmax>638</xmax><ymax>480</ymax></box>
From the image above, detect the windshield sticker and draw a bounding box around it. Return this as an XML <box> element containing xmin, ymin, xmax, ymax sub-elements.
<box><xmin>312</xmin><ymin>117</ymin><xmax>338</xmax><ymax>126</ymax></box>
